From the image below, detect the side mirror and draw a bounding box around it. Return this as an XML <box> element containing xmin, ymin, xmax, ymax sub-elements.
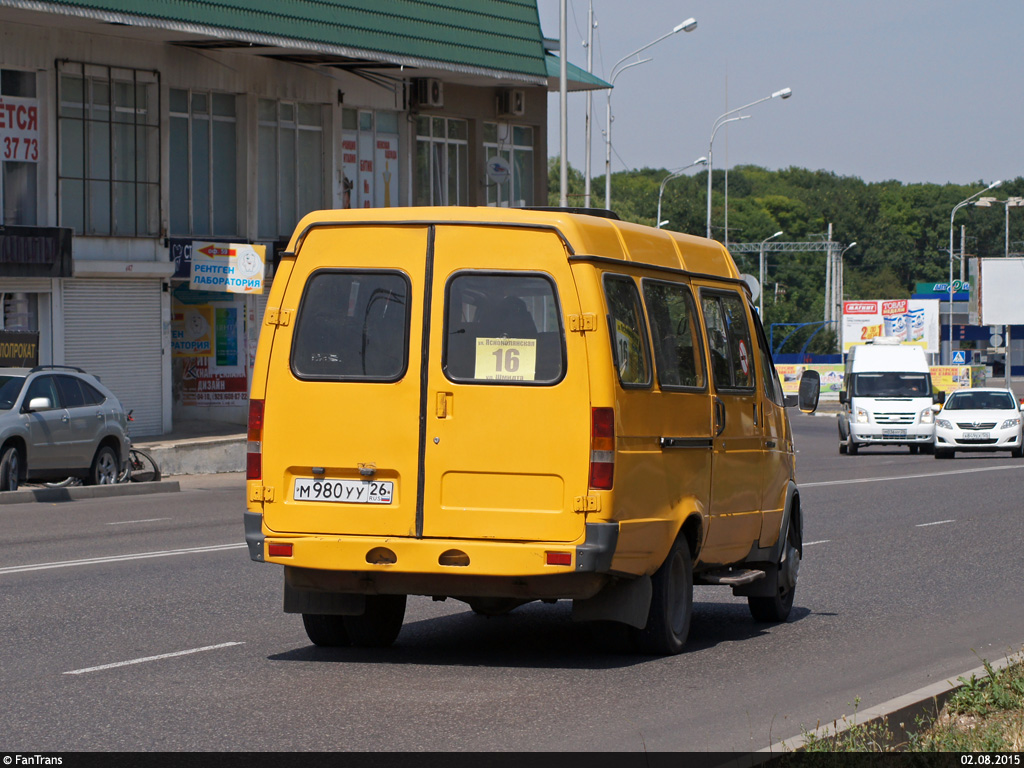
<box><xmin>27</xmin><ymin>397</ymin><xmax>53</xmax><ymax>411</ymax></box>
<box><xmin>839</xmin><ymin>390</ymin><xmax>848</xmax><ymax>405</ymax></box>
<box><xmin>933</xmin><ymin>391</ymin><xmax>946</xmax><ymax>405</ymax></box>
<box><xmin>797</xmin><ymin>370</ymin><xmax>820</xmax><ymax>414</ymax></box>
<box><xmin>930</xmin><ymin>402</ymin><xmax>942</xmax><ymax>413</ymax></box>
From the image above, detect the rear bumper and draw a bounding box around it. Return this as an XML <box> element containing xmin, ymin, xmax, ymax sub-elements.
<box><xmin>244</xmin><ymin>512</ymin><xmax>618</xmax><ymax>598</ymax></box>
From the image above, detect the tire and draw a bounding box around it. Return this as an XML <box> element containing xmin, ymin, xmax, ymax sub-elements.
<box><xmin>922</xmin><ymin>443</ymin><xmax>935</xmax><ymax>455</ymax></box>
<box><xmin>44</xmin><ymin>477</ymin><xmax>81</xmax><ymax>488</ymax></box>
<box><xmin>748</xmin><ymin>515</ymin><xmax>801</xmax><ymax>623</ymax></box>
<box><xmin>848</xmin><ymin>440</ymin><xmax>859</xmax><ymax>455</ymax></box>
<box><xmin>909</xmin><ymin>445</ymin><xmax>919</xmax><ymax>455</ymax></box>
<box><xmin>87</xmin><ymin>445</ymin><xmax>119</xmax><ymax>485</ymax></box>
<box><xmin>838</xmin><ymin>441</ymin><xmax>847</xmax><ymax>455</ymax></box>
<box><xmin>302</xmin><ymin>614</ymin><xmax>351</xmax><ymax>647</ymax></box>
<box><xmin>631</xmin><ymin>536</ymin><xmax>693</xmax><ymax>655</ymax></box>
<box><xmin>935</xmin><ymin>448</ymin><xmax>953</xmax><ymax>459</ymax></box>
<box><xmin>126</xmin><ymin>449</ymin><xmax>161</xmax><ymax>483</ymax></box>
<box><xmin>1012</xmin><ymin>446</ymin><xmax>1023</xmax><ymax>459</ymax></box>
<box><xmin>0</xmin><ymin>445</ymin><xmax>20</xmax><ymax>492</ymax></box>
<box><xmin>342</xmin><ymin>594</ymin><xmax>407</xmax><ymax>648</ymax></box>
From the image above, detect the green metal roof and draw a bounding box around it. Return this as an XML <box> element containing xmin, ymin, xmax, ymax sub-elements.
<box><xmin>545</xmin><ymin>54</ymin><xmax>610</xmax><ymax>91</ymax></box>
<box><xmin>13</xmin><ymin>0</ymin><xmax>550</xmax><ymax>83</ymax></box>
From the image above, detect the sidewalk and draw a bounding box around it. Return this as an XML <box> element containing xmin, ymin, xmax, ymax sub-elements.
<box><xmin>134</xmin><ymin>419</ymin><xmax>246</xmax><ymax>476</ymax></box>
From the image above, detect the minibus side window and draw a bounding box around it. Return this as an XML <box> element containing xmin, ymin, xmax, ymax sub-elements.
<box><xmin>750</xmin><ymin>308</ymin><xmax>785</xmax><ymax>405</ymax></box>
<box><xmin>641</xmin><ymin>279</ymin><xmax>706</xmax><ymax>390</ymax></box>
<box><xmin>603</xmin><ymin>275</ymin><xmax>652</xmax><ymax>388</ymax></box>
<box><xmin>290</xmin><ymin>270</ymin><xmax>410</xmax><ymax>381</ymax></box>
<box><xmin>443</xmin><ymin>272</ymin><xmax>565</xmax><ymax>385</ymax></box>
<box><xmin>700</xmin><ymin>291</ymin><xmax>755</xmax><ymax>392</ymax></box>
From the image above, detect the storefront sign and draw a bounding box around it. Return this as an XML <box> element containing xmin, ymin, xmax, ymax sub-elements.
<box><xmin>841</xmin><ymin>299</ymin><xmax>940</xmax><ymax>353</ymax></box>
<box><xmin>180</xmin><ymin>356</ymin><xmax>249</xmax><ymax>406</ymax></box>
<box><xmin>0</xmin><ymin>329</ymin><xmax>38</xmax><ymax>366</ymax></box>
<box><xmin>172</xmin><ymin>305</ymin><xmax>214</xmax><ymax>358</ymax></box>
<box><xmin>189</xmin><ymin>241</ymin><xmax>265</xmax><ymax>294</ymax></box>
<box><xmin>0</xmin><ymin>96</ymin><xmax>40</xmax><ymax>162</ymax></box>
<box><xmin>0</xmin><ymin>225</ymin><xmax>72</xmax><ymax>278</ymax></box>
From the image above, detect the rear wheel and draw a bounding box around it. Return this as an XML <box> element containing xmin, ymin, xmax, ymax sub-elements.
<box><xmin>87</xmin><ymin>446</ymin><xmax>119</xmax><ymax>485</ymax></box>
<box><xmin>631</xmin><ymin>536</ymin><xmax>693</xmax><ymax>655</ymax></box>
<box><xmin>343</xmin><ymin>594</ymin><xmax>406</xmax><ymax>648</ymax></box>
<box><xmin>302</xmin><ymin>614</ymin><xmax>351</xmax><ymax>647</ymax></box>
<box><xmin>0</xmin><ymin>445</ymin><xmax>20</xmax><ymax>492</ymax></box>
<box><xmin>748</xmin><ymin>515</ymin><xmax>800</xmax><ymax>623</ymax></box>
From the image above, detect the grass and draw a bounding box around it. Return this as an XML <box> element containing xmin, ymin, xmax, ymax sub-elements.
<box><xmin>796</xmin><ymin>648</ymin><xmax>1024</xmax><ymax>753</ymax></box>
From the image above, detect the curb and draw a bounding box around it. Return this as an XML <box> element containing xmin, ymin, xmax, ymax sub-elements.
<box><xmin>758</xmin><ymin>650</ymin><xmax>1022</xmax><ymax>754</ymax></box>
<box><xmin>138</xmin><ymin>436</ymin><xmax>244</xmax><ymax>476</ymax></box>
<box><xmin>0</xmin><ymin>480</ymin><xmax>180</xmax><ymax>506</ymax></box>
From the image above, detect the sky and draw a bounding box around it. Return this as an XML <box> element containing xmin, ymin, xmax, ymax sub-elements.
<box><xmin>537</xmin><ymin>1</ymin><xmax>1022</xmax><ymax>187</ymax></box>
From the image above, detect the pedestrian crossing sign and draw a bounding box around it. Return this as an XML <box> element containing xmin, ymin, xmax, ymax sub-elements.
<box><xmin>952</xmin><ymin>351</ymin><xmax>965</xmax><ymax>364</ymax></box>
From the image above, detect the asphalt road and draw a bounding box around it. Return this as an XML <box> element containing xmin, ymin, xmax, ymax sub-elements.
<box><xmin>2</xmin><ymin>413</ymin><xmax>1023</xmax><ymax>753</ymax></box>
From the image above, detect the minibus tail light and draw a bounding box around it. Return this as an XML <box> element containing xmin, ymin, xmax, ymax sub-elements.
<box><xmin>590</xmin><ymin>407</ymin><xmax>615</xmax><ymax>490</ymax></box>
<box><xmin>247</xmin><ymin>399</ymin><xmax>264</xmax><ymax>480</ymax></box>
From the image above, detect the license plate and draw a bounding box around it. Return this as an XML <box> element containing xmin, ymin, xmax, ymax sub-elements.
<box><xmin>962</xmin><ymin>431</ymin><xmax>990</xmax><ymax>440</ymax></box>
<box><xmin>293</xmin><ymin>478</ymin><xmax>393</xmax><ymax>504</ymax></box>
<box><xmin>882</xmin><ymin>429</ymin><xmax>907</xmax><ymax>438</ymax></box>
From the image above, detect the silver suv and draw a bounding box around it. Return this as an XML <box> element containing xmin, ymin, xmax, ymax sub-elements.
<box><xmin>0</xmin><ymin>366</ymin><xmax>129</xmax><ymax>491</ymax></box>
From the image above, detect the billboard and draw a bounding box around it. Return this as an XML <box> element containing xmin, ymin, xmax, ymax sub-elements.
<box><xmin>841</xmin><ymin>299</ymin><xmax>940</xmax><ymax>353</ymax></box>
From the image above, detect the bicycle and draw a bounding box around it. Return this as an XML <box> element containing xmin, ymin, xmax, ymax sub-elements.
<box><xmin>116</xmin><ymin>411</ymin><xmax>161</xmax><ymax>483</ymax></box>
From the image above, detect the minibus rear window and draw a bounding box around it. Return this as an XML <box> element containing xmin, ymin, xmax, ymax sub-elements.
<box><xmin>290</xmin><ymin>270</ymin><xmax>411</xmax><ymax>381</ymax></box>
<box><xmin>443</xmin><ymin>272</ymin><xmax>565</xmax><ymax>385</ymax></box>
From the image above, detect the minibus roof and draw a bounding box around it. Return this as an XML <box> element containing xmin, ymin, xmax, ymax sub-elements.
<box><xmin>287</xmin><ymin>206</ymin><xmax>741</xmax><ymax>282</ymax></box>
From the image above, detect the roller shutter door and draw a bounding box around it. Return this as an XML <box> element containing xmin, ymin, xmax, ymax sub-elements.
<box><xmin>63</xmin><ymin>279</ymin><xmax>164</xmax><ymax>437</ymax></box>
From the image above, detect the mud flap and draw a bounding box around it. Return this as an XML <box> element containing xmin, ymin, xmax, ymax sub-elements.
<box><xmin>571</xmin><ymin>574</ymin><xmax>652</xmax><ymax>629</ymax></box>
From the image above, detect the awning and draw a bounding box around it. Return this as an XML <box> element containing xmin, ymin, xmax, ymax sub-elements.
<box><xmin>545</xmin><ymin>54</ymin><xmax>611</xmax><ymax>92</ymax></box>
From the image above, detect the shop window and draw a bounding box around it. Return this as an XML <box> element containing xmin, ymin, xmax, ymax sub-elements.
<box><xmin>1</xmin><ymin>292</ymin><xmax>38</xmax><ymax>332</ymax></box>
<box><xmin>57</xmin><ymin>62</ymin><xmax>160</xmax><ymax>236</ymax></box>
<box><xmin>258</xmin><ymin>99</ymin><xmax>324</xmax><ymax>238</ymax></box>
<box><xmin>1</xmin><ymin>69</ymin><xmax>38</xmax><ymax>225</ymax></box>
<box><xmin>414</xmin><ymin>116</ymin><xmax>468</xmax><ymax>206</ymax></box>
<box><xmin>170</xmin><ymin>89</ymin><xmax>238</xmax><ymax>237</ymax></box>
<box><xmin>483</xmin><ymin>122</ymin><xmax>534</xmax><ymax>207</ymax></box>
<box><xmin>340</xmin><ymin>108</ymin><xmax>400</xmax><ymax>209</ymax></box>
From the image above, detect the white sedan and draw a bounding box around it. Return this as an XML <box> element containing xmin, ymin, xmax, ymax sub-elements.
<box><xmin>933</xmin><ymin>387</ymin><xmax>1024</xmax><ymax>459</ymax></box>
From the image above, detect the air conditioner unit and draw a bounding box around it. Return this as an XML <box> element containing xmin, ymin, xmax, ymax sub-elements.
<box><xmin>413</xmin><ymin>78</ymin><xmax>444</xmax><ymax>109</ymax></box>
<box><xmin>496</xmin><ymin>88</ymin><xmax>526</xmax><ymax>117</ymax></box>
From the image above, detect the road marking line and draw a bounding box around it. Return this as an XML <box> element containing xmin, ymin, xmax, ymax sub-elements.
<box><xmin>803</xmin><ymin>540</ymin><xmax>831</xmax><ymax>546</ymax></box>
<box><xmin>64</xmin><ymin>642</ymin><xmax>244</xmax><ymax>675</ymax></box>
<box><xmin>802</xmin><ymin>463</ymin><xmax>1024</xmax><ymax>487</ymax></box>
<box><xmin>105</xmin><ymin>518</ymin><xmax>173</xmax><ymax>525</ymax></box>
<box><xmin>916</xmin><ymin>519</ymin><xmax>955</xmax><ymax>528</ymax></box>
<box><xmin>0</xmin><ymin>543</ymin><xmax>247</xmax><ymax>575</ymax></box>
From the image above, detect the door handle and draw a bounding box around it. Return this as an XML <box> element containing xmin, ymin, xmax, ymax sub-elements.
<box><xmin>713</xmin><ymin>397</ymin><xmax>726</xmax><ymax>437</ymax></box>
<box><xmin>61</xmin><ymin>414</ymin><xmax>70</xmax><ymax>423</ymax></box>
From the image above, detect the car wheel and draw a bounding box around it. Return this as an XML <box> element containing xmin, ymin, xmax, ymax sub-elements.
<box><xmin>839</xmin><ymin>441</ymin><xmax>847</xmax><ymax>455</ymax></box>
<box><xmin>87</xmin><ymin>445</ymin><xmax>119</xmax><ymax>485</ymax></box>
<box><xmin>848</xmin><ymin>440</ymin><xmax>859</xmax><ymax>455</ymax></box>
<box><xmin>0</xmin><ymin>445</ymin><xmax>20</xmax><ymax>492</ymax></box>
<box><xmin>922</xmin><ymin>443</ymin><xmax>935</xmax><ymax>455</ymax></box>
<box><xmin>631</xmin><ymin>536</ymin><xmax>693</xmax><ymax>655</ymax></box>
<box><xmin>749</xmin><ymin>515</ymin><xmax>800</xmax><ymax>623</ymax></box>
<box><xmin>1011</xmin><ymin>446</ymin><xmax>1023</xmax><ymax>459</ymax></box>
<box><xmin>342</xmin><ymin>594</ymin><xmax>406</xmax><ymax>648</ymax></box>
<box><xmin>301</xmin><ymin>614</ymin><xmax>351</xmax><ymax>647</ymax></box>
<box><xmin>909</xmin><ymin>445</ymin><xmax>919</xmax><ymax>454</ymax></box>
<box><xmin>935</xmin><ymin>449</ymin><xmax>953</xmax><ymax>459</ymax></box>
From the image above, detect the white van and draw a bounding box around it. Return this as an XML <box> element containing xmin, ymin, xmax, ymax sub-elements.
<box><xmin>838</xmin><ymin>338</ymin><xmax>943</xmax><ymax>455</ymax></box>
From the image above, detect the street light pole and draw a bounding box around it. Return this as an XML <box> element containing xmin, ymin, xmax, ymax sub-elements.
<box><xmin>603</xmin><ymin>18</ymin><xmax>697</xmax><ymax>210</ymax></box>
<box><xmin>948</xmin><ymin>180</ymin><xmax>1002</xmax><ymax>364</ymax></box>
<box><xmin>836</xmin><ymin>241</ymin><xmax>857</xmax><ymax>340</ymax></box>
<box><xmin>758</xmin><ymin>230</ymin><xmax>783</xmax><ymax>318</ymax></box>
<box><xmin>706</xmin><ymin>87</ymin><xmax>791</xmax><ymax>239</ymax></box>
<box><xmin>656</xmin><ymin>156</ymin><xmax>707</xmax><ymax>229</ymax></box>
